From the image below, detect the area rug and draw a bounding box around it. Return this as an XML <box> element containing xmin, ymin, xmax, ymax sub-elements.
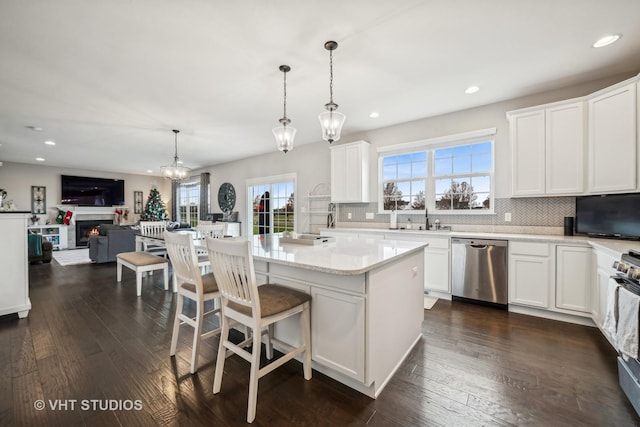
<box><xmin>424</xmin><ymin>296</ymin><xmax>438</xmax><ymax>310</ymax></box>
<box><xmin>52</xmin><ymin>249</ymin><xmax>92</xmax><ymax>266</ymax></box>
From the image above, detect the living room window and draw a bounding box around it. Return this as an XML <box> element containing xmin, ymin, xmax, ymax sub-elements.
<box><xmin>247</xmin><ymin>174</ymin><xmax>296</xmax><ymax>236</ymax></box>
<box><xmin>177</xmin><ymin>179</ymin><xmax>200</xmax><ymax>226</ymax></box>
<box><xmin>377</xmin><ymin>128</ymin><xmax>495</xmax><ymax>214</ymax></box>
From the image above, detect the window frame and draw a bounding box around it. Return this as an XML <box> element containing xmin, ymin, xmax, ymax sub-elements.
<box><xmin>176</xmin><ymin>178</ymin><xmax>201</xmax><ymax>226</ymax></box>
<box><xmin>246</xmin><ymin>173</ymin><xmax>297</xmax><ymax>236</ymax></box>
<box><xmin>377</xmin><ymin>128</ymin><xmax>496</xmax><ymax>215</ymax></box>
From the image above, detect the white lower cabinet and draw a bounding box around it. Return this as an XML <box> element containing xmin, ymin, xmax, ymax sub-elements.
<box><xmin>555</xmin><ymin>245</ymin><xmax>592</xmax><ymax>313</ymax></box>
<box><xmin>508</xmin><ymin>242</ymin><xmax>551</xmax><ymax>308</ymax></box>
<box><xmin>424</xmin><ymin>238</ymin><xmax>450</xmax><ymax>293</ymax></box>
<box><xmin>311</xmin><ymin>287</ymin><xmax>365</xmax><ymax>382</ymax></box>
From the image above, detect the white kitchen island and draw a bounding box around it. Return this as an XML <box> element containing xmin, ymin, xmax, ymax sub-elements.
<box><xmin>249</xmin><ymin>234</ymin><xmax>427</xmax><ymax>398</ymax></box>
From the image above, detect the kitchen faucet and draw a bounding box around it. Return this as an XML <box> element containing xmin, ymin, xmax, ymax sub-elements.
<box><xmin>425</xmin><ymin>208</ymin><xmax>429</xmax><ymax>230</ymax></box>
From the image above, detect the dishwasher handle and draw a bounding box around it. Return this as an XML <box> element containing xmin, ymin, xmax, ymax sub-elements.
<box><xmin>470</xmin><ymin>244</ymin><xmax>488</xmax><ymax>249</ymax></box>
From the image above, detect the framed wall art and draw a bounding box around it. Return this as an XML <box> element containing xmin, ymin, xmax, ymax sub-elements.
<box><xmin>134</xmin><ymin>191</ymin><xmax>144</xmax><ymax>214</ymax></box>
<box><xmin>31</xmin><ymin>186</ymin><xmax>46</xmax><ymax>214</ymax></box>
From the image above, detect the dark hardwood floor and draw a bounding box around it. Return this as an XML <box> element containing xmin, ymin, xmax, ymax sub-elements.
<box><xmin>1</xmin><ymin>260</ymin><xmax>638</xmax><ymax>426</ymax></box>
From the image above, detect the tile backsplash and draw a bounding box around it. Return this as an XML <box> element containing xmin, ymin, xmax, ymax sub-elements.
<box><xmin>335</xmin><ymin>197</ymin><xmax>575</xmax><ymax>234</ymax></box>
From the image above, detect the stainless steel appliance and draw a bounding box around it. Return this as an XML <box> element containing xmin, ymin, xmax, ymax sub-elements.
<box><xmin>451</xmin><ymin>238</ymin><xmax>508</xmax><ymax>307</ymax></box>
<box><xmin>612</xmin><ymin>250</ymin><xmax>640</xmax><ymax>416</ymax></box>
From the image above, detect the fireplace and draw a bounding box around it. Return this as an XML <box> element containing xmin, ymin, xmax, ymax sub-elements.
<box><xmin>75</xmin><ymin>220</ymin><xmax>113</xmax><ymax>247</ymax></box>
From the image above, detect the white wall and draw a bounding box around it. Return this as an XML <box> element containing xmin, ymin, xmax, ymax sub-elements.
<box><xmin>0</xmin><ymin>162</ymin><xmax>171</xmax><ymax>223</ymax></box>
<box><xmin>200</xmin><ymin>71</ymin><xmax>638</xmax><ymax>231</ymax></box>
<box><xmin>1</xmin><ymin>71</ymin><xmax>635</xmax><ymax>232</ymax></box>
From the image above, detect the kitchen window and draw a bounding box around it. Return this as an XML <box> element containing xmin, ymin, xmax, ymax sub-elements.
<box><xmin>378</xmin><ymin>128</ymin><xmax>495</xmax><ymax>214</ymax></box>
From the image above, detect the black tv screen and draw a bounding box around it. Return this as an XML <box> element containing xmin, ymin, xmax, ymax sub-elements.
<box><xmin>61</xmin><ymin>175</ymin><xmax>125</xmax><ymax>206</ymax></box>
<box><xmin>575</xmin><ymin>193</ymin><xmax>640</xmax><ymax>240</ymax></box>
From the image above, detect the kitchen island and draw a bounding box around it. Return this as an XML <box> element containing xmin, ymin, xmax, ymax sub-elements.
<box><xmin>249</xmin><ymin>234</ymin><xmax>427</xmax><ymax>398</ymax></box>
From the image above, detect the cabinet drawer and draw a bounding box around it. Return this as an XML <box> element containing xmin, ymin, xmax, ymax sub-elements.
<box><xmin>510</xmin><ymin>241</ymin><xmax>549</xmax><ymax>256</ymax></box>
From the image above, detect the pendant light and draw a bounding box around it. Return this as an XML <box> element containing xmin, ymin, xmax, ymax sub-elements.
<box><xmin>318</xmin><ymin>40</ymin><xmax>346</xmax><ymax>144</ymax></box>
<box><xmin>272</xmin><ymin>65</ymin><xmax>296</xmax><ymax>153</ymax></box>
<box><xmin>161</xmin><ymin>129</ymin><xmax>191</xmax><ymax>181</ymax></box>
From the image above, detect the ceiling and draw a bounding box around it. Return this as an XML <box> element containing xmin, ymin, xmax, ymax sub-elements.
<box><xmin>1</xmin><ymin>0</ymin><xmax>639</xmax><ymax>176</ymax></box>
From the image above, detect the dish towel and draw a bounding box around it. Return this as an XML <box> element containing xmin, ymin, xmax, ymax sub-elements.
<box><xmin>28</xmin><ymin>233</ymin><xmax>43</xmax><ymax>257</ymax></box>
<box><xmin>602</xmin><ymin>278</ymin><xmax>620</xmax><ymax>343</ymax></box>
<box><xmin>616</xmin><ymin>286</ymin><xmax>640</xmax><ymax>361</ymax></box>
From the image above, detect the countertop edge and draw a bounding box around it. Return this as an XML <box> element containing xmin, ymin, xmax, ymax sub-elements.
<box><xmin>322</xmin><ymin>228</ymin><xmax>640</xmax><ymax>254</ymax></box>
<box><xmin>254</xmin><ymin>242</ymin><xmax>428</xmax><ymax>276</ymax></box>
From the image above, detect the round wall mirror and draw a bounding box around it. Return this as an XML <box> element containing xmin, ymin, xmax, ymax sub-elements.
<box><xmin>218</xmin><ymin>182</ymin><xmax>236</xmax><ymax>212</ymax></box>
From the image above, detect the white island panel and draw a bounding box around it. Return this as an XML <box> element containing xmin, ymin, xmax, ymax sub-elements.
<box><xmin>249</xmin><ymin>234</ymin><xmax>426</xmax><ymax>398</ymax></box>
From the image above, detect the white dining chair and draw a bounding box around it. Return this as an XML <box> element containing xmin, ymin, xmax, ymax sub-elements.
<box><xmin>139</xmin><ymin>221</ymin><xmax>168</xmax><ymax>256</ymax></box>
<box><xmin>206</xmin><ymin>237</ymin><xmax>312</xmax><ymax>423</ymax></box>
<box><xmin>164</xmin><ymin>231</ymin><xmax>221</xmax><ymax>374</ymax></box>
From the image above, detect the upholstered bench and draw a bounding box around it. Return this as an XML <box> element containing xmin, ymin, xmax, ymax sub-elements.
<box><xmin>116</xmin><ymin>251</ymin><xmax>169</xmax><ymax>296</ymax></box>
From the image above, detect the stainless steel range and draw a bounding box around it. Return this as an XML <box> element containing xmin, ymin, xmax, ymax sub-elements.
<box><xmin>611</xmin><ymin>250</ymin><xmax>640</xmax><ymax>416</ymax></box>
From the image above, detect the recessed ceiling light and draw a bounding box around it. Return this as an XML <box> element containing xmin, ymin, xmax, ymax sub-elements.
<box><xmin>465</xmin><ymin>86</ymin><xmax>480</xmax><ymax>94</ymax></box>
<box><xmin>35</xmin><ymin>157</ymin><xmax>45</xmax><ymax>162</ymax></box>
<box><xmin>147</xmin><ymin>170</ymin><xmax>153</xmax><ymax>173</ymax></box>
<box><xmin>369</xmin><ymin>112</ymin><xmax>380</xmax><ymax>118</ymax></box>
<box><xmin>593</xmin><ymin>34</ymin><xmax>621</xmax><ymax>48</ymax></box>
<box><xmin>26</xmin><ymin>126</ymin><xmax>43</xmax><ymax>132</ymax></box>
<box><xmin>44</xmin><ymin>140</ymin><xmax>56</xmax><ymax>146</ymax></box>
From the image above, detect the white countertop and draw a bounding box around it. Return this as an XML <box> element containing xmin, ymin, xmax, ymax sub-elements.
<box><xmin>322</xmin><ymin>227</ymin><xmax>640</xmax><ymax>256</ymax></box>
<box><xmin>249</xmin><ymin>234</ymin><xmax>427</xmax><ymax>275</ymax></box>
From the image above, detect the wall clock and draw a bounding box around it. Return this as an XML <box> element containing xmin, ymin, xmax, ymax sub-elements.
<box><xmin>218</xmin><ymin>182</ymin><xmax>236</xmax><ymax>213</ymax></box>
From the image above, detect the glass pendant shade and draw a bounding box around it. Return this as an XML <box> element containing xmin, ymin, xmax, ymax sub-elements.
<box><xmin>161</xmin><ymin>129</ymin><xmax>191</xmax><ymax>181</ymax></box>
<box><xmin>161</xmin><ymin>162</ymin><xmax>191</xmax><ymax>180</ymax></box>
<box><xmin>318</xmin><ymin>108</ymin><xmax>346</xmax><ymax>144</ymax></box>
<box><xmin>272</xmin><ymin>123</ymin><xmax>296</xmax><ymax>153</ymax></box>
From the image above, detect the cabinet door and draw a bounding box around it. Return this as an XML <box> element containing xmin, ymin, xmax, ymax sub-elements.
<box><xmin>546</xmin><ymin>102</ymin><xmax>585</xmax><ymax>194</ymax></box>
<box><xmin>330</xmin><ymin>141</ymin><xmax>370</xmax><ymax>203</ymax></box>
<box><xmin>511</xmin><ymin>110</ymin><xmax>546</xmax><ymax>196</ymax></box>
<box><xmin>587</xmin><ymin>83</ymin><xmax>637</xmax><ymax>193</ymax></box>
<box><xmin>424</xmin><ymin>248</ymin><xmax>450</xmax><ymax>292</ymax></box>
<box><xmin>311</xmin><ymin>287</ymin><xmax>365</xmax><ymax>382</ymax></box>
<box><xmin>330</xmin><ymin>146</ymin><xmax>348</xmax><ymax>202</ymax></box>
<box><xmin>555</xmin><ymin>246</ymin><xmax>592</xmax><ymax>313</ymax></box>
<box><xmin>509</xmin><ymin>255</ymin><xmax>550</xmax><ymax>308</ymax></box>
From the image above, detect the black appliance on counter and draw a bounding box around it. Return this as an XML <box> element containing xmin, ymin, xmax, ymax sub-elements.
<box><xmin>575</xmin><ymin>193</ymin><xmax>640</xmax><ymax>240</ymax></box>
<box><xmin>611</xmin><ymin>250</ymin><xmax>640</xmax><ymax>416</ymax></box>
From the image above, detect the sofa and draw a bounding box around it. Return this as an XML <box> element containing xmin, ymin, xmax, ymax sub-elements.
<box><xmin>88</xmin><ymin>224</ymin><xmax>136</xmax><ymax>263</ymax></box>
<box><xmin>28</xmin><ymin>235</ymin><xmax>53</xmax><ymax>264</ymax></box>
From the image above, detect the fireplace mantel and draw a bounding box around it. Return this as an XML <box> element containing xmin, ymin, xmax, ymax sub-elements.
<box><xmin>56</xmin><ymin>206</ymin><xmax>126</xmax><ymax>248</ymax></box>
<box><xmin>57</xmin><ymin>206</ymin><xmax>126</xmax><ymax>216</ymax></box>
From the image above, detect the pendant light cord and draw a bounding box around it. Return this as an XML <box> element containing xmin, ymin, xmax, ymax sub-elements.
<box><xmin>329</xmin><ymin>49</ymin><xmax>334</xmax><ymax>105</ymax></box>
<box><xmin>283</xmin><ymin>69</ymin><xmax>288</xmax><ymax>122</ymax></box>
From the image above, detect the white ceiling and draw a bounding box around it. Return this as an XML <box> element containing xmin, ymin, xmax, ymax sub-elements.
<box><xmin>1</xmin><ymin>0</ymin><xmax>639</xmax><ymax>176</ymax></box>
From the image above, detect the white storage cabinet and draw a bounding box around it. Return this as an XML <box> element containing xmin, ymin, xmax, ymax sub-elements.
<box><xmin>555</xmin><ymin>245</ymin><xmax>591</xmax><ymax>313</ymax></box>
<box><xmin>509</xmin><ymin>101</ymin><xmax>584</xmax><ymax>196</ymax></box>
<box><xmin>330</xmin><ymin>140</ymin><xmax>370</xmax><ymax>203</ymax></box>
<box><xmin>508</xmin><ymin>241</ymin><xmax>552</xmax><ymax>308</ymax></box>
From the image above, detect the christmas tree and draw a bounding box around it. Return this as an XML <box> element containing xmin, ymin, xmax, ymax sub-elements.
<box><xmin>140</xmin><ymin>186</ymin><xmax>169</xmax><ymax>221</ymax></box>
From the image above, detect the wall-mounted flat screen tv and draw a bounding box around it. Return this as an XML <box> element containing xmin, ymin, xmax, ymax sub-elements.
<box><xmin>575</xmin><ymin>193</ymin><xmax>640</xmax><ymax>240</ymax></box>
<box><xmin>61</xmin><ymin>175</ymin><xmax>125</xmax><ymax>206</ymax></box>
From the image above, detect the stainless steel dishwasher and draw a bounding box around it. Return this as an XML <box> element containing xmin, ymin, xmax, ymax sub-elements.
<box><xmin>451</xmin><ymin>238</ymin><xmax>508</xmax><ymax>307</ymax></box>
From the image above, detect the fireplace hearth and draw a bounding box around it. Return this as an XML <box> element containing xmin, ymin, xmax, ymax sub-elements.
<box><xmin>75</xmin><ymin>220</ymin><xmax>113</xmax><ymax>247</ymax></box>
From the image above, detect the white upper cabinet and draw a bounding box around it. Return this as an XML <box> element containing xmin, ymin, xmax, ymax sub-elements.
<box><xmin>330</xmin><ymin>140</ymin><xmax>370</xmax><ymax>203</ymax></box>
<box><xmin>509</xmin><ymin>101</ymin><xmax>584</xmax><ymax>196</ymax></box>
<box><xmin>545</xmin><ymin>103</ymin><xmax>585</xmax><ymax>194</ymax></box>
<box><xmin>587</xmin><ymin>83</ymin><xmax>637</xmax><ymax>193</ymax></box>
<box><xmin>510</xmin><ymin>110</ymin><xmax>546</xmax><ymax>196</ymax></box>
